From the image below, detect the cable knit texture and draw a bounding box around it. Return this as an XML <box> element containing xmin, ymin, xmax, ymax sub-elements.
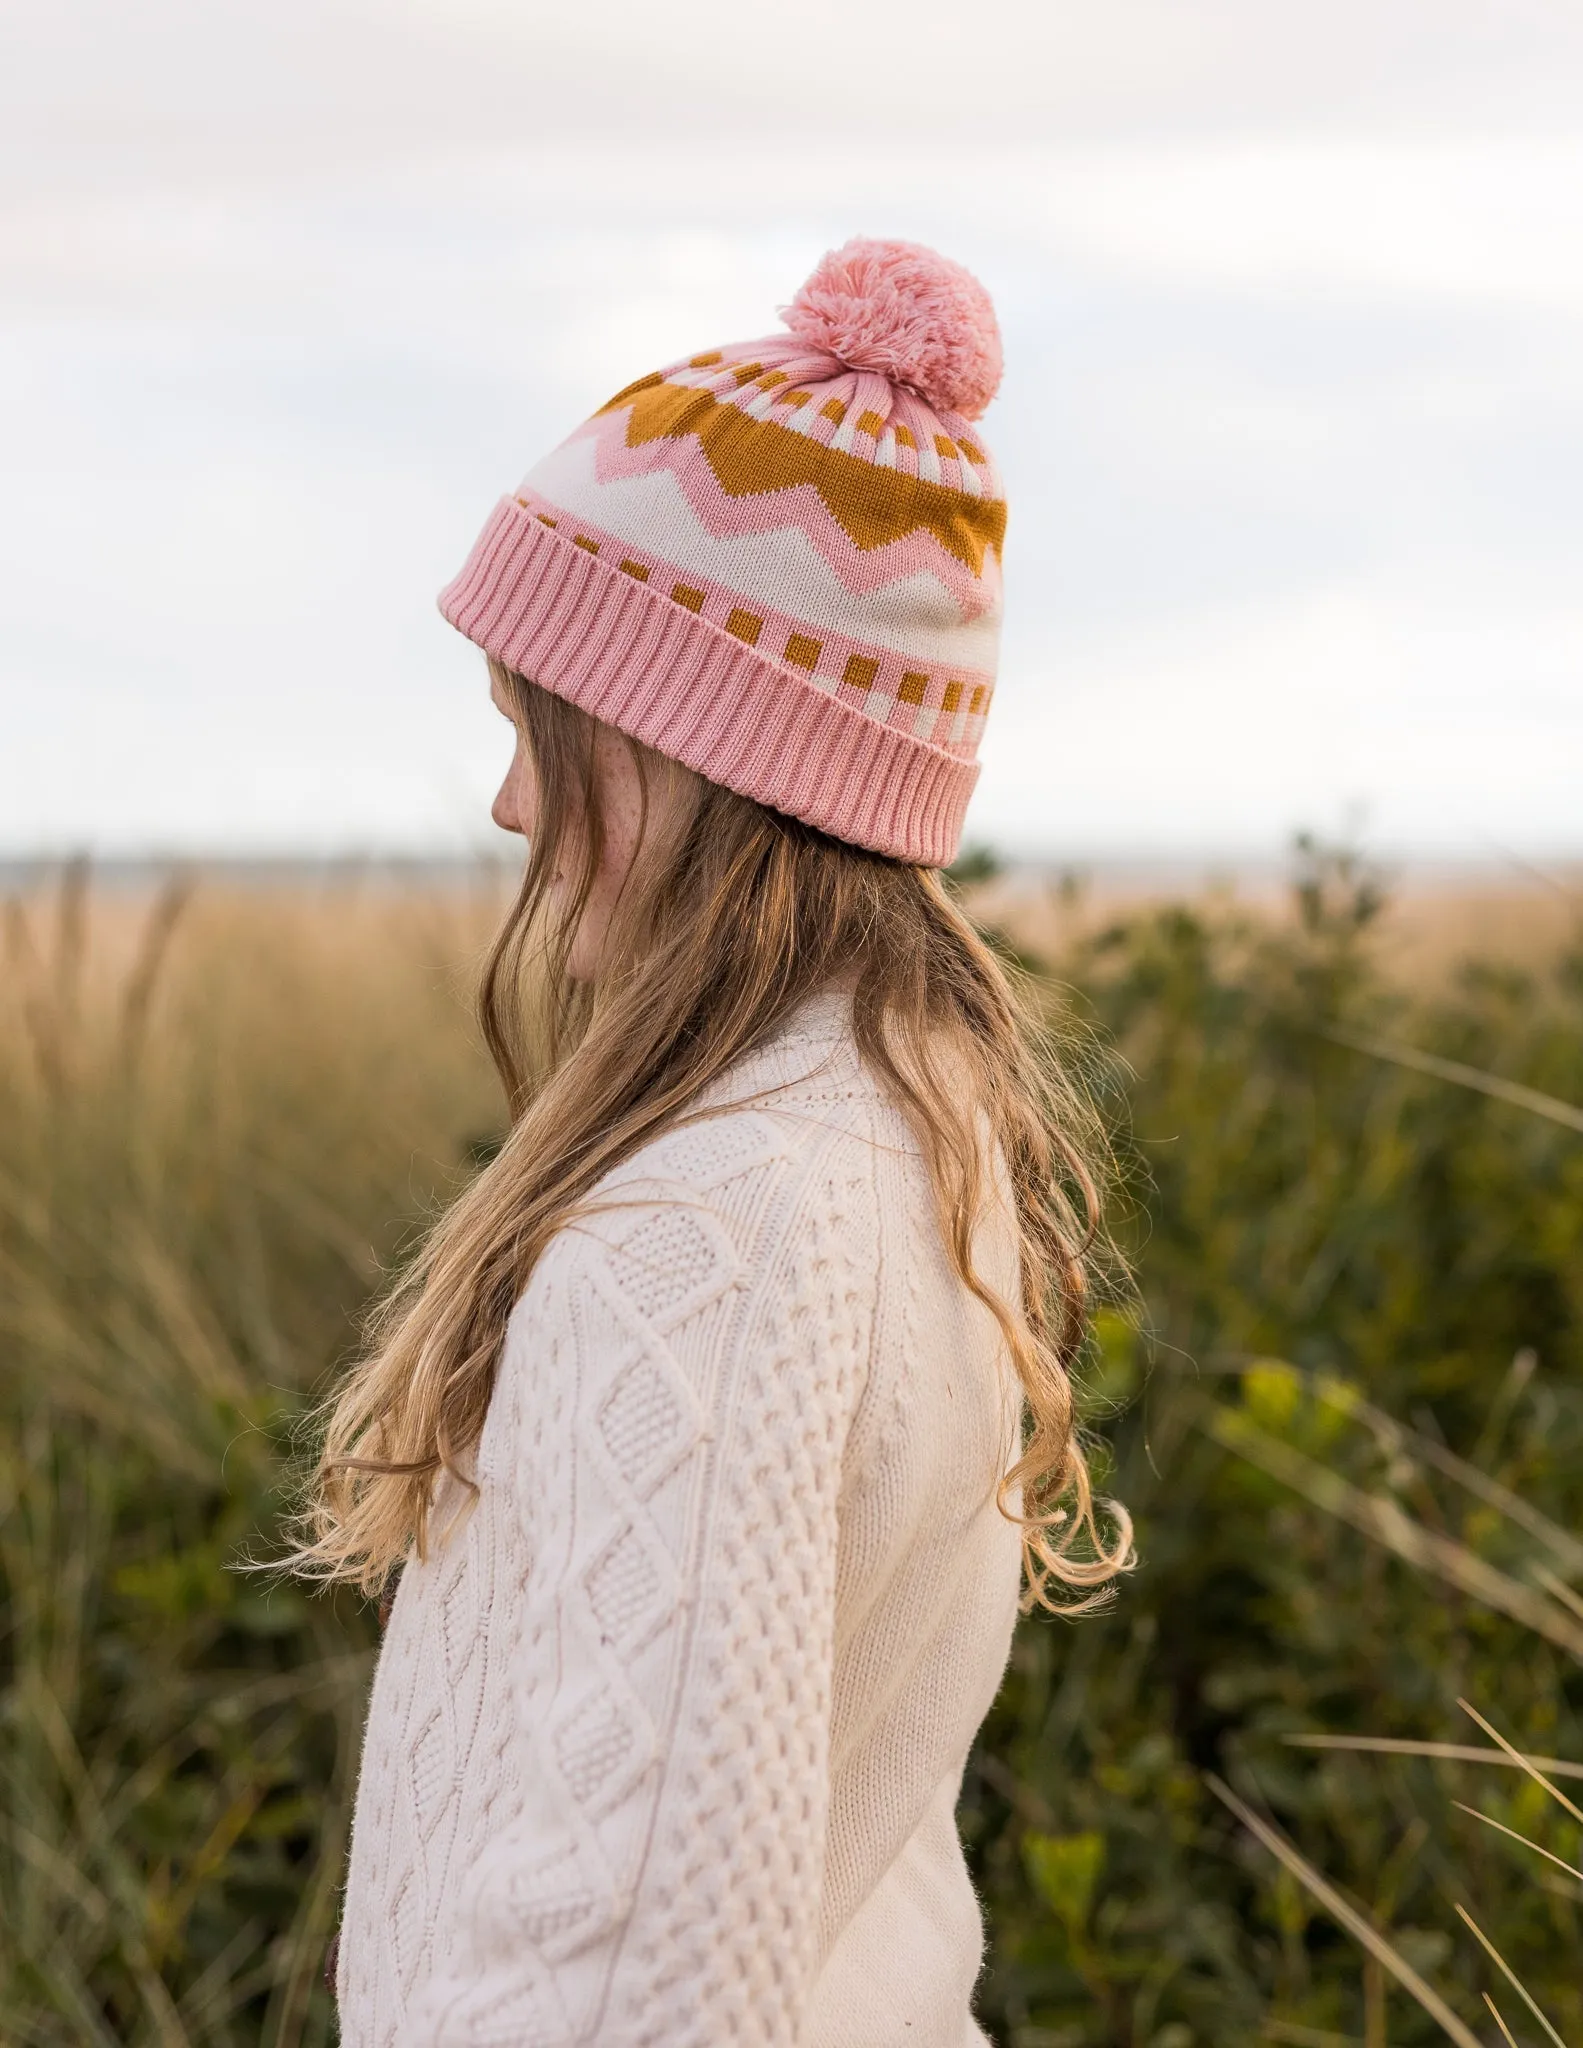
<box><xmin>337</xmin><ymin>990</ymin><xmax>1026</xmax><ymax>2046</ymax></box>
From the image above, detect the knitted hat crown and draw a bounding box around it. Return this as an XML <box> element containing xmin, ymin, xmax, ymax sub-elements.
<box><xmin>439</xmin><ymin>238</ymin><xmax>1007</xmax><ymax>865</ymax></box>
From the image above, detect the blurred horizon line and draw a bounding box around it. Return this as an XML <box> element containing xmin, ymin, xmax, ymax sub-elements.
<box><xmin>5</xmin><ymin>846</ymin><xmax>1579</xmax><ymax>894</ymax></box>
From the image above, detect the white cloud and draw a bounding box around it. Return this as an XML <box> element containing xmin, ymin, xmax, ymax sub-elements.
<box><xmin>9</xmin><ymin>0</ymin><xmax>1583</xmax><ymax>187</ymax></box>
<box><xmin>1008</xmin><ymin>138</ymin><xmax>1583</xmax><ymax>314</ymax></box>
<box><xmin>983</xmin><ymin>588</ymin><xmax>1583</xmax><ymax>857</ymax></box>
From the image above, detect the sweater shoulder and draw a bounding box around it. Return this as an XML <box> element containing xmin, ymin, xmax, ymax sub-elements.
<box><xmin>511</xmin><ymin>997</ymin><xmax>898</xmax><ymax>1364</ymax></box>
<box><xmin>583</xmin><ymin>992</ymin><xmax>899</xmax><ymax>1212</ymax></box>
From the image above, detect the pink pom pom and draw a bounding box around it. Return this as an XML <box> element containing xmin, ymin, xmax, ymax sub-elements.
<box><xmin>782</xmin><ymin>237</ymin><xmax>1003</xmax><ymax>420</ymax></box>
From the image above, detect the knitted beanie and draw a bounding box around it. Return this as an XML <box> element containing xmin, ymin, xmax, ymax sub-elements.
<box><xmin>438</xmin><ymin>238</ymin><xmax>1007</xmax><ymax>866</ymax></box>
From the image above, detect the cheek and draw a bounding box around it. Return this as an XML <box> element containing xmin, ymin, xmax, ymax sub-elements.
<box><xmin>595</xmin><ymin>743</ymin><xmax>649</xmax><ymax>879</ymax></box>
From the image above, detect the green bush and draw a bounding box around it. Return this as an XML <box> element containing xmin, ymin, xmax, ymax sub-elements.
<box><xmin>964</xmin><ymin>847</ymin><xmax>1583</xmax><ymax>2045</ymax></box>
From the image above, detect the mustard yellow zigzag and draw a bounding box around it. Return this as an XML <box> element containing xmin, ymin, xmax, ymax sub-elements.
<box><xmin>595</xmin><ymin>374</ymin><xmax>1006</xmax><ymax>575</ymax></box>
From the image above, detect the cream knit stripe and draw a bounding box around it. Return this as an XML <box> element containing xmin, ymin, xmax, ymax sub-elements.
<box><xmin>505</xmin><ymin>488</ymin><xmax>996</xmax><ymax>753</ymax></box>
<box><xmin>515</xmin><ymin>441</ymin><xmax>1004</xmax><ymax>659</ymax></box>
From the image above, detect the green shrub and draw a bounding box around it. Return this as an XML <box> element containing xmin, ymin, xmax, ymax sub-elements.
<box><xmin>964</xmin><ymin>847</ymin><xmax>1583</xmax><ymax>2045</ymax></box>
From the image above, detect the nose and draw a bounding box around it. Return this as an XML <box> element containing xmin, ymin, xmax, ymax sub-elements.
<box><xmin>492</xmin><ymin>780</ymin><xmax>521</xmax><ymax>835</ymax></box>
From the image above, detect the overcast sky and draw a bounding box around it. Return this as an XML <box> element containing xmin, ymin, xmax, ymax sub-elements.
<box><xmin>2</xmin><ymin>0</ymin><xmax>1580</xmax><ymax>860</ymax></box>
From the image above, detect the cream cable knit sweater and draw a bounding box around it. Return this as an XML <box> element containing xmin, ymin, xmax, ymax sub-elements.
<box><xmin>337</xmin><ymin>990</ymin><xmax>1026</xmax><ymax>2047</ymax></box>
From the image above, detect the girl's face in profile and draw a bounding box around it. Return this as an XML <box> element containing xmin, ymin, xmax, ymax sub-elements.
<box><xmin>488</xmin><ymin>668</ymin><xmax>691</xmax><ymax>982</ymax></box>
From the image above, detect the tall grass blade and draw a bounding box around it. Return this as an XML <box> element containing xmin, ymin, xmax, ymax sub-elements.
<box><xmin>1164</xmin><ymin>1354</ymin><xmax>1583</xmax><ymax>1578</ymax></box>
<box><xmin>1202</xmin><ymin>1405</ymin><xmax>1583</xmax><ymax>1659</ymax></box>
<box><xmin>1533</xmin><ymin>1565</ymin><xmax>1583</xmax><ymax>1624</ymax></box>
<box><xmin>1454</xmin><ymin>1904</ymin><xmax>1568</xmax><ymax>2048</ymax></box>
<box><xmin>1345</xmin><ymin>1391</ymin><xmax>1583</xmax><ymax>1580</ymax></box>
<box><xmin>1284</xmin><ymin>1734</ymin><xmax>1583</xmax><ymax>1781</ymax></box>
<box><xmin>1452</xmin><ymin>1800</ymin><xmax>1583</xmax><ymax>1882</ymax></box>
<box><xmin>257</xmin><ymin>1618</ymin><xmax>360</xmax><ymax>2048</ymax></box>
<box><xmin>1205</xmin><ymin>1775</ymin><xmax>1485</xmax><ymax>2048</ymax></box>
<box><xmin>1483</xmin><ymin>1993</ymin><xmax>1520</xmax><ymax>2047</ymax></box>
<box><xmin>1458</xmin><ymin>1700</ymin><xmax>1583</xmax><ymax>1825</ymax></box>
<box><xmin>1327</xmin><ymin>1025</ymin><xmax>1583</xmax><ymax>1135</ymax></box>
<box><xmin>118</xmin><ymin>873</ymin><xmax>192</xmax><ymax>1067</ymax></box>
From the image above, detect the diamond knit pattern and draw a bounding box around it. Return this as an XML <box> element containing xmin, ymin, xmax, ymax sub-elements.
<box><xmin>337</xmin><ymin>992</ymin><xmax>1027</xmax><ymax>2047</ymax></box>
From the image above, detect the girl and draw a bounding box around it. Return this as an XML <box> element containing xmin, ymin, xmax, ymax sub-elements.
<box><xmin>291</xmin><ymin>238</ymin><xmax>1131</xmax><ymax>2046</ymax></box>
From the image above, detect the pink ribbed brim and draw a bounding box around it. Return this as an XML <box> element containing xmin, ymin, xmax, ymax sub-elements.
<box><xmin>437</xmin><ymin>498</ymin><xmax>979</xmax><ymax>867</ymax></box>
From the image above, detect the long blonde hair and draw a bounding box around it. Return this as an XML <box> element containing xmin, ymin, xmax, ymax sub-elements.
<box><xmin>287</xmin><ymin>661</ymin><xmax>1133</xmax><ymax>1610</ymax></box>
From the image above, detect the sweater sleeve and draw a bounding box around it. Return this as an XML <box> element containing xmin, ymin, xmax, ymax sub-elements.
<box><xmin>404</xmin><ymin>1105</ymin><xmax>881</xmax><ymax>2048</ymax></box>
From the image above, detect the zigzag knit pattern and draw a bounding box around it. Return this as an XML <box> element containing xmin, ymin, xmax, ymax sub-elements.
<box><xmin>336</xmin><ymin>992</ymin><xmax>1026</xmax><ymax>2047</ymax></box>
<box><xmin>518</xmin><ymin>342</ymin><xmax>1005</xmax><ymax>753</ymax></box>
